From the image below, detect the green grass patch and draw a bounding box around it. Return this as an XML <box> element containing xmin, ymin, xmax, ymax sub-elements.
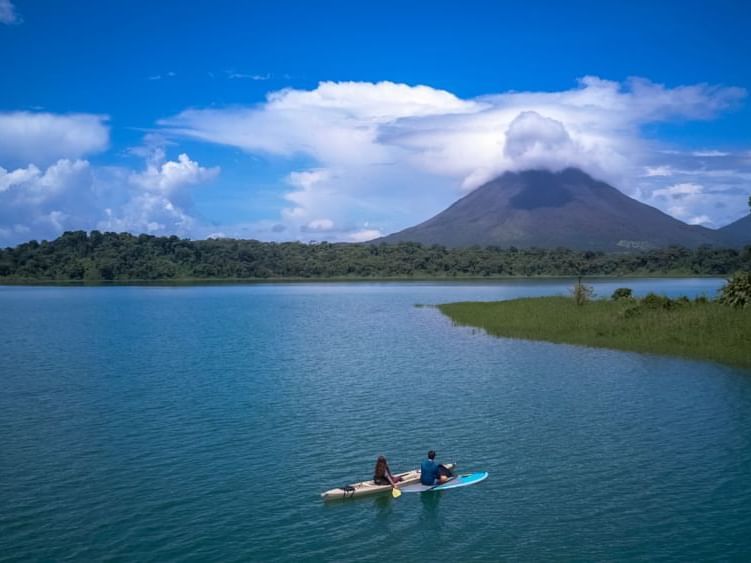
<box><xmin>438</xmin><ymin>297</ymin><xmax>751</xmax><ymax>371</ymax></box>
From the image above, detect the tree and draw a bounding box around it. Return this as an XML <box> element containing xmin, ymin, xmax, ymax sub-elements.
<box><xmin>571</xmin><ymin>277</ymin><xmax>594</xmax><ymax>306</ymax></box>
<box><xmin>718</xmin><ymin>272</ymin><xmax>751</xmax><ymax>309</ymax></box>
<box><xmin>611</xmin><ymin>287</ymin><xmax>633</xmax><ymax>301</ymax></box>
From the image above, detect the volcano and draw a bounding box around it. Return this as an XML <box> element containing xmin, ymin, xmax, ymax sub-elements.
<box><xmin>377</xmin><ymin>168</ymin><xmax>728</xmax><ymax>250</ymax></box>
<box><xmin>718</xmin><ymin>214</ymin><xmax>751</xmax><ymax>247</ymax></box>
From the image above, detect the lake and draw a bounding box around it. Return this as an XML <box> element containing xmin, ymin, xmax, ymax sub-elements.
<box><xmin>2</xmin><ymin>279</ymin><xmax>750</xmax><ymax>561</ymax></box>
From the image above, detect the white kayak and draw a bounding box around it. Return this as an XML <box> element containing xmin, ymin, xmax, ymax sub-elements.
<box><xmin>321</xmin><ymin>463</ymin><xmax>456</xmax><ymax>501</ymax></box>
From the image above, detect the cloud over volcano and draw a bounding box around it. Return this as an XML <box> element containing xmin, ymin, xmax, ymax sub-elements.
<box><xmin>160</xmin><ymin>76</ymin><xmax>748</xmax><ymax>239</ymax></box>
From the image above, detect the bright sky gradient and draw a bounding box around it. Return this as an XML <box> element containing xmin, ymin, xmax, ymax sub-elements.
<box><xmin>1</xmin><ymin>0</ymin><xmax>750</xmax><ymax>245</ymax></box>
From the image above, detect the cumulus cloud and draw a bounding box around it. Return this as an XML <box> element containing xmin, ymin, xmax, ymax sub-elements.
<box><xmin>0</xmin><ymin>146</ymin><xmax>219</xmax><ymax>246</ymax></box>
<box><xmin>100</xmin><ymin>149</ymin><xmax>219</xmax><ymax>235</ymax></box>
<box><xmin>503</xmin><ymin>111</ymin><xmax>579</xmax><ymax>171</ymax></box>
<box><xmin>3</xmin><ymin>77</ymin><xmax>747</xmax><ymax>244</ymax></box>
<box><xmin>639</xmin><ymin>170</ymin><xmax>750</xmax><ymax>228</ymax></box>
<box><xmin>650</xmin><ymin>182</ymin><xmax>707</xmax><ymax>223</ymax></box>
<box><xmin>0</xmin><ymin>0</ymin><xmax>20</xmax><ymax>24</ymax></box>
<box><xmin>0</xmin><ymin>160</ymin><xmax>97</xmax><ymax>243</ymax></box>
<box><xmin>0</xmin><ymin>112</ymin><xmax>109</xmax><ymax>167</ymax></box>
<box><xmin>130</xmin><ymin>151</ymin><xmax>219</xmax><ymax>194</ymax></box>
<box><xmin>157</xmin><ymin>77</ymin><xmax>747</xmax><ymax>237</ymax></box>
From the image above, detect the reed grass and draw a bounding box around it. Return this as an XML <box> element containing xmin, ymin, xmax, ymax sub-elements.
<box><xmin>438</xmin><ymin>297</ymin><xmax>751</xmax><ymax>370</ymax></box>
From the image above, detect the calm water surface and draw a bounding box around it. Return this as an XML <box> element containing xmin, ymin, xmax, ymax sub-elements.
<box><xmin>2</xmin><ymin>279</ymin><xmax>750</xmax><ymax>561</ymax></box>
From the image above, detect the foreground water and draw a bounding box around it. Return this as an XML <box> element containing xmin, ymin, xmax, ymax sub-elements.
<box><xmin>2</xmin><ymin>279</ymin><xmax>750</xmax><ymax>561</ymax></box>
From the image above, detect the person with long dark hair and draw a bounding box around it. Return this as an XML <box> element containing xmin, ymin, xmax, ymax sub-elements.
<box><xmin>373</xmin><ymin>455</ymin><xmax>401</xmax><ymax>487</ymax></box>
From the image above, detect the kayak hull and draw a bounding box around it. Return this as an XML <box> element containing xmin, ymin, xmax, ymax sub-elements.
<box><xmin>321</xmin><ymin>463</ymin><xmax>456</xmax><ymax>501</ymax></box>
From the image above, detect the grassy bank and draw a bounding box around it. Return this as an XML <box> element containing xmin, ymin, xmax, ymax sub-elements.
<box><xmin>438</xmin><ymin>297</ymin><xmax>751</xmax><ymax>370</ymax></box>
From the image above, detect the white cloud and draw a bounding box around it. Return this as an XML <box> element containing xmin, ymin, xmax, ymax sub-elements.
<box><xmin>130</xmin><ymin>152</ymin><xmax>219</xmax><ymax>194</ymax></box>
<box><xmin>692</xmin><ymin>150</ymin><xmax>729</xmax><ymax>157</ymax></box>
<box><xmin>502</xmin><ymin>111</ymin><xmax>579</xmax><ymax>172</ymax></box>
<box><xmin>0</xmin><ymin>0</ymin><xmax>20</xmax><ymax>24</ymax></box>
<box><xmin>643</xmin><ymin>165</ymin><xmax>673</xmax><ymax>177</ymax></box>
<box><xmin>148</xmin><ymin>72</ymin><xmax>176</xmax><ymax>81</ymax></box>
<box><xmin>0</xmin><ymin>159</ymin><xmax>97</xmax><ymax>243</ymax></box>
<box><xmin>653</xmin><ymin>182</ymin><xmax>704</xmax><ymax>199</ymax></box>
<box><xmin>2</xmin><ymin>78</ymin><xmax>747</xmax><ymax>244</ymax></box>
<box><xmin>0</xmin><ymin>147</ymin><xmax>219</xmax><ymax>246</ymax></box>
<box><xmin>158</xmin><ymin>77</ymin><xmax>747</xmax><ymax>238</ymax></box>
<box><xmin>100</xmin><ymin>149</ymin><xmax>219</xmax><ymax>235</ymax></box>
<box><xmin>161</xmin><ymin>80</ymin><xmax>479</xmax><ymax>167</ymax></box>
<box><xmin>98</xmin><ymin>192</ymin><xmax>196</xmax><ymax>235</ymax></box>
<box><xmin>282</xmin><ymin>168</ymin><xmax>333</xmax><ymax>223</ymax></box>
<box><xmin>302</xmin><ymin>218</ymin><xmax>335</xmax><ymax>232</ymax></box>
<box><xmin>0</xmin><ymin>112</ymin><xmax>109</xmax><ymax>167</ymax></box>
<box><xmin>227</xmin><ymin>72</ymin><xmax>271</xmax><ymax>80</ymax></box>
<box><xmin>686</xmin><ymin>215</ymin><xmax>712</xmax><ymax>225</ymax></box>
<box><xmin>0</xmin><ymin>159</ymin><xmax>92</xmax><ymax>205</ymax></box>
<box><xmin>348</xmin><ymin>229</ymin><xmax>383</xmax><ymax>242</ymax></box>
<box><xmin>646</xmin><ymin>181</ymin><xmax>742</xmax><ymax>228</ymax></box>
<box><xmin>0</xmin><ymin>164</ymin><xmax>40</xmax><ymax>192</ymax></box>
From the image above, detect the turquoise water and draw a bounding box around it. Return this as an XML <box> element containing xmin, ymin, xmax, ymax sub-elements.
<box><xmin>2</xmin><ymin>279</ymin><xmax>750</xmax><ymax>561</ymax></box>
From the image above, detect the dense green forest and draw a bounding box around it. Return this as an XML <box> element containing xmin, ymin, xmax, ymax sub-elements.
<box><xmin>1</xmin><ymin>231</ymin><xmax>750</xmax><ymax>282</ymax></box>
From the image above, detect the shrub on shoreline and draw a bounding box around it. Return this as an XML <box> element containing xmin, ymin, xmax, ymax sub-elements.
<box><xmin>719</xmin><ymin>272</ymin><xmax>751</xmax><ymax>309</ymax></box>
<box><xmin>611</xmin><ymin>287</ymin><xmax>633</xmax><ymax>301</ymax></box>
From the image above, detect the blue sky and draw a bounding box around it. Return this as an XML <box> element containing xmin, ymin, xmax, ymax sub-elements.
<box><xmin>1</xmin><ymin>0</ymin><xmax>750</xmax><ymax>245</ymax></box>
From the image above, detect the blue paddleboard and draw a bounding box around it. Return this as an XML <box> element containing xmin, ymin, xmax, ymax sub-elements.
<box><xmin>400</xmin><ymin>471</ymin><xmax>488</xmax><ymax>493</ymax></box>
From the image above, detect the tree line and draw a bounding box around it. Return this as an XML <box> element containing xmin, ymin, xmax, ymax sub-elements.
<box><xmin>1</xmin><ymin>230</ymin><xmax>750</xmax><ymax>282</ymax></box>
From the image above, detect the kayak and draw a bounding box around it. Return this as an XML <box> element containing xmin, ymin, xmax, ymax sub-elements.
<box><xmin>321</xmin><ymin>463</ymin><xmax>456</xmax><ymax>501</ymax></box>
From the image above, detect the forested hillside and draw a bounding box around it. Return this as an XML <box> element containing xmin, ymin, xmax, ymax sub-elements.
<box><xmin>1</xmin><ymin>231</ymin><xmax>749</xmax><ymax>282</ymax></box>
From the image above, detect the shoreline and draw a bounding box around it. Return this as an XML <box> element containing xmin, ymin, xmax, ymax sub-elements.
<box><xmin>438</xmin><ymin>296</ymin><xmax>751</xmax><ymax>371</ymax></box>
<box><xmin>0</xmin><ymin>273</ymin><xmax>728</xmax><ymax>287</ymax></box>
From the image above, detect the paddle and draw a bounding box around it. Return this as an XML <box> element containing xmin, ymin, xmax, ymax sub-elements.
<box><xmin>391</xmin><ymin>486</ymin><xmax>402</xmax><ymax>498</ymax></box>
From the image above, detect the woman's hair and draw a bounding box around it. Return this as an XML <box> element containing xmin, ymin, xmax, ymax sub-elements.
<box><xmin>374</xmin><ymin>455</ymin><xmax>387</xmax><ymax>477</ymax></box>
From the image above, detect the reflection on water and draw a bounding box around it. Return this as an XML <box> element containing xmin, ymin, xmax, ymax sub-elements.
<box><xmin>419</xmin><ymin>491</ymin><xmax>443</xmax><ymax>531</ymax></box>
<box><xmin>374</xmin><ymin>494</ymin><xmax>396</xmax><ymax>524</ymax></box>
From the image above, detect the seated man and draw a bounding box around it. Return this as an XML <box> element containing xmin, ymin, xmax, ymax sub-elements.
<box><xmin>420</xmin><ymin>450</ymin><xmax>450</xmax><ymax>486</ymax></box>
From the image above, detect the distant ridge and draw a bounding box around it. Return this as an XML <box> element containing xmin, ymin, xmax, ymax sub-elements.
<box><xmin>377</xmin><ymin>168</ymin><xmax>739</xmax><ymax>250</ymax></box>
<box><xmin>718</xmin><ymin>214</ymin><xmax>750</xmax><ymax>247</ymax></box>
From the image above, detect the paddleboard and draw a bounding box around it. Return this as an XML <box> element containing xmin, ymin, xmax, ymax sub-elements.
<box><xmin>400</xmin><ymin>471</ymin><xmax>488</xmax><ymax>493</ymax></box>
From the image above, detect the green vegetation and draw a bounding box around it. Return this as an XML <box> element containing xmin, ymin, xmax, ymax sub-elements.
<box><xmin>611</xmin><ymin>287</ymin><xmax>634</xmax><ymax>301</ymax></box>
<box><xmin>1</xmin><ymin>231</ymin><xmax>751</xmax><ymax>282</ymax></box>
<box><xmin>719</xmin><ymin>272</ymin><xmax>751</xmax><ymax>309</ymax></box>
<box><xmin>571</xmin><ymin>278</ymin><xmax>594</xmax><ymax>305</ymax></box>
<box><xmin>438</xmin><ymin>290</ymin><xmax>751</xmax><ymax>370</ymax></box>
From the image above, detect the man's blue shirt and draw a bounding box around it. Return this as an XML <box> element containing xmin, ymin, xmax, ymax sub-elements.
<box><xmin>420</xmin><ymin>459</ymin><xmax>439</xmax><ymax>485</ymax></box>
